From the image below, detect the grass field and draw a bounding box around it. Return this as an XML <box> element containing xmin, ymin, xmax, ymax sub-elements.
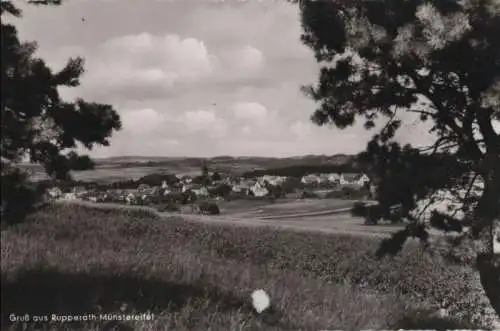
<box><xmin>29</xmin><ymin>166</ymin><xmax>179</xmax><ymax>184</ymax></box>
<box><xmin>257</xmin><ymin>199</ymin><xmax>355</xmax><ymax>217</ymax></box>
<box><xmin>1</xmin><ymin>204</ymin><xmax>497</xmax><ymax>330</ymax></box>
<box><xmin>217</xmin><ymin>199</ymin><xmax>355</xmax><ymax>218</ymax></box>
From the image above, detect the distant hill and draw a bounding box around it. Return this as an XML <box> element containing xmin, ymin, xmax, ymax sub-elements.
<box><xmin>21</xmin><ymin>154</ymin><xmax>359</xmax><ymax>183</ymax></box>
<box><xmin>94</xmin><ymin>154</ymin><xmax>354</xmax><ymax>168</ymax></box>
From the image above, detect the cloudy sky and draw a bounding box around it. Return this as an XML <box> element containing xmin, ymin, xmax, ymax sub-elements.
<box><xmin>13</xmin><ymin>0</ymin><xmax>435</xmax><ymax>158</ymax></box>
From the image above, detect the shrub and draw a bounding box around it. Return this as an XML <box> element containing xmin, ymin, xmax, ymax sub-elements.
<box><xmin>157</xmin><ymin>202</ymin><xmax>180</xmax><ymax>213</ymax></box>
<box><xmin>351</xmin><ymin>202</ymin><xmax>367</xmax><ymax>217</ymax></box>
<box><xmin>299</xmin><ymin>190</ymin><xmax>320</xmax><ymax>199</ymax></box>
<box><xmin>137</xmin><ymin>173</ymin><xmax>179</xmax><ymax>187</ymax></box>
<box><xmin>198</xmin><ymin>202</ymin><xmax>220</xmax><ymax>215</ymax></box>
<box><xmin>1</xmin><ymin>165</ymin><xmax>46</xmax><ymax>225</ymax></box>
<box><xmin>181</xmin><ymin>190</ymin><xmax>197</xmax><ymax>205</ymax></box>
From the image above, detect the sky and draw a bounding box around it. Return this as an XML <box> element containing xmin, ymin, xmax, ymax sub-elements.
<box><xmin>12</xmin><ymin>0</ymin><xmax>437</xmax><ymax>158</ymax></box>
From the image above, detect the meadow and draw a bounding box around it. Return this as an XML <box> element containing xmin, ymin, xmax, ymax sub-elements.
<box><xmin>214</xmin><ymin>199</ymin><xmax>355</xmax><ymax>218</ymax></box>
<box><xmin>1</xmin><ymin>203</ymin><xmax>497</xmax><ymax>330</ymax></box>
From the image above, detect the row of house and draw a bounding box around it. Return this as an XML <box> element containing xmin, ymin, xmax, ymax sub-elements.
<box><xmin>300</xmin><ymin>173</ymin><xmax>370</xmax><ymax>186</ymax></box>
<box><xmin>46</xmin><ymin>172</ymin><xmax>371</xmax><ymax>203</ymax></box>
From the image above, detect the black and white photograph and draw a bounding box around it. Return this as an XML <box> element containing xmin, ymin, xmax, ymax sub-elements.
<box><xmin>1</xmin><ymin>0</ymin><xmax>500</xmax><ymax>329</ymax></box>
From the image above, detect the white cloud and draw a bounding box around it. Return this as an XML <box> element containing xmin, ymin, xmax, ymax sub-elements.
<box><xmin>165</xmin><ymin>139</ymin><xmax>180</xmax><ymax>145</ymax></box>
<box><xmin>16</xmin><ymin>0</ymin><xmax>435</xmax><ymax>157</ymax></box>
<box><xmin>77</xmin><ymin>33</ymin><xmax>216</xmax><ymax>100</ymax></box>
<box><xmin>232</xmin><ymin>102</ymin><xmax>268</xmax><ymax>123</ymax></box>
<box><xmin>235</xmin><ymin>45</ymin><xmax>264</xmax><ymax>71</ymax></box>
<box><xmin>101</xmin><ymin>33</ymin><xmax>215</xmax><ymax>80</ymax></box>
<box><xmin>217</xmin><ymin>45</ymin><xmax>265</xmax><ymax>80</ymax></box>
<box><xmin>120</xmin><ymin>108</ymin><xmax>165</xmax><ymax>134</ymax></box>
<box><xmin>178</xmin><ymin>109</ymin><xmax>228</xmax><ymax>138</ymax></box>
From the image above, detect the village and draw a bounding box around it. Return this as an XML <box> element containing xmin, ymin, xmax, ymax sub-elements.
<box><xmin>45</xmin><ymin>170</ymin><xmax>373</xmax><ymax>214</ymax></box>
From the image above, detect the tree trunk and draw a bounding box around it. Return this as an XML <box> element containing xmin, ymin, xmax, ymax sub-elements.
<box><xmin>476</xmin><ymin>249</ymin><xmax>500</xmax><ymax>318</ymax></box>
<box><xmin>475</xmin><ymin>162</ymin><xmax>500</xmax><ymax>318</ymax></box>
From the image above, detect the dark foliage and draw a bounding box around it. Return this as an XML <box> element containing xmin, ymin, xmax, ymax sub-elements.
<box><xmin>294</xmin><ymin>0</ymin><xmax>500</xmax><ymax>316</ymax></box>
<box><xmin>209</xmin><ymin>184</ymin><xmax>232</xmax><ymax>198</ymax></box>
<box><xmin>211</xmin><ymin>171</ymin><xmax>222</xmax><ymax>181</ymax></box>
<box><xmin>156</xmin><ymin>201</ymin><xmax>180</xmax><ymax>213</ymax></box>
<box><xmin>181</xmin><ymin>190</ymin><xmax>197</xmax><ymax>205</ymax></box>
<box><xmin>198</xmin><ymin>202</ymin><xmax>220</xmax><ymax>215</ymax></box>
<box><xmin>242</xmin><ymin>164</ymin><xmax>362</xmax><ymax>178</ymax></box>
<box><xmin>136</xmin><ymin>173</ymin><xmax>179</xmax><ymax>187</ymax></box>
<box><xmin>1</xmin><ymin>1</ymin><xmax>121</xmax><ymax>224</ymax></box>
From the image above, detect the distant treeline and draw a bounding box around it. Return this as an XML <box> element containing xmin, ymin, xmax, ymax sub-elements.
<box><xmin>242</xmin><ymin>164</ymin><xmax>364</xmax><ymax>178</ymax></box>
<box><xmin>38</xmin><ymin>173</ymin><xmax>182</xmax><ymax>191</ymax></box>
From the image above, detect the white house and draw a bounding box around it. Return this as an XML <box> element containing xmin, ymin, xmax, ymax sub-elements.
<box><xmin>271</xmin><ymin>176</ymin><xmax>286</xmax><ymax>186</ymax></box>
<box><xmin>62</xmin><ymin>192</ymin><xmax>77</xmax><ymax>201</ymax></box>
<box><xmin>327</xmin><ymin>173</ymin><xmax>341</xmax><ymax>183</ymax></box>
<box><xmin>261</xmin><ymin>175</ymin><xmax>285</xmax><ymax>186</ymax></box>
<box><xmin>191</xmin><ymin>185</ymin><xmax>209</xmax><ymax>197</ymax></box>
<box><xmin>181</xmin><ymin>184</ymin><xmax>188</xmax><ymax>193</ymax></box>
<box><xmin>301</xmin><ymin>174</ymin><xmax>320</xmax><ymax>185</ymax></box>
<box><xmin>232</xmin><ymin>183</ymin><xmax>250</xmax><ymax>194</ymax></box>
<box><xmin>47</xmin><ymin>187</ymin><xmax>63</xmax><ymax>199</ymax></box>
<box><xmin>137</xmin><ymin>184</ymin><xmax>150</xmax><ymax>192</ymax></box>
<box><xmin>250</xmin><ymin>182</ymin><xmax>269</xmax><ymax>197</ymax></box>
<box><xmin>340</xmin><ymin>173</ymin><xmax>370</xmax><ymax>186</ymax></box>
<box><xmin>125</xmin><ymin>193</ymin><xmax>136</xmax><ymax>205</ymax></box>
<box><xmin>317</xmin><ymin>174</ymin><xmax>330</xmax><ymax>184</ymax></box>
<box><xmin>357</xmin><ymin>174</ymin><xmax>370</xmax><ymax>185</ymax></box>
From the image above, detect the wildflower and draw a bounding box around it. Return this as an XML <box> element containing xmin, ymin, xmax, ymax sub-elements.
<box><xmin>251</xmin><ymin>289</ymin><xmax>270</xmax><ymax>314</ymax></box>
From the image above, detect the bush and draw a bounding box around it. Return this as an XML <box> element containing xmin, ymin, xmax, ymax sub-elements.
<box><xmin>181</xmin><ymin>190</ymin><xmax>197</xmax><ymax>205</ymax></box>
<box><xmin>157</xmin><ymin>202</ymin><xmax>180</xmax><ymax>213</ymax></box>
<box><xmin>299</xmin><ymin>190</ymin><xmax>320</xmax><ymax>199</ymax></box>
<box><xmin>351</xmin><ymin>202</ymin><xmax>367</xmax><ymax>217</ymax></box>
<box><xmin>198</xmin><ymin>202</ymin><xmax>220</xmax><ymax>215</ymax></box>
<box><xmin>1</xmin><ymin>165</ymin><xmax>46</xmax><ymax>225</ymax></box>
<box><xmin>137</xmin><ymin>173</ymin><xmax>179</xmax><ymax>187</ymax></box>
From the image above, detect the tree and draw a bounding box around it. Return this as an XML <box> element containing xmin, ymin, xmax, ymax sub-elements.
<box><xmin>198</xmin><ymin>202</ymin><xmax>220</xmax><ymax>215</ymax></box>
<box><xmin>66</xmin><ymin>151</ymin><xmax>94</xmax><ymax>170</ymax></box>
<box><xmin>1</xmin><ymin>1</ymin><xmax>121</xmax><ymax>224</ymax></box>
<box><xmin>294</xmin><ymin>0</ymin><xmax>500</xmax><ymax>317</ymax></box>
<box><xmin>210</xmin><ymin>183</ymin><xmax>232</xmax><ymax>198</ymax></box>
<box><xmin>211</xmin><ymin>171</ymin><xmax>222</xmax><ymax>181</ymax></box>
<box><xmin>200</xmin><ymin>160</ymin><xmax>211</xmax><ymax>186</ymax></box>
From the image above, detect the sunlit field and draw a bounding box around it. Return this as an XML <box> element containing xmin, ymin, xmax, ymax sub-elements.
<box><xmin>1</xmin><ymin>204</ymin><xmax>496</xmax><ymax>330</ymax></box>
<box><xmin>217</xmin><ymin>199</ymin><xmax>355</xmax><ymax>218</ymax></box>
<box><xmin>28</xmin><ymin>165</ymin><xmax>177</xmax><ymax>184</ymax></box>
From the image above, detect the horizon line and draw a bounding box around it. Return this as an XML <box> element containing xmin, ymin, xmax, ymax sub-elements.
<box><xmin>92</xmin><ymin>154</ymin><xmax>355</xmax><ymax>160</ymax></box>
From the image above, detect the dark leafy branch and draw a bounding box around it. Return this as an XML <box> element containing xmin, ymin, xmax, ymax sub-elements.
<box><xmin>1</xmin><ymin>1</ymin><xmax>121</xmax><ymax>223</ymax></box>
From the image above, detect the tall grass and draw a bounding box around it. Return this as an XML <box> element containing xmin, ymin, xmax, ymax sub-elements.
<box><xmin>1</xmin><ymin>203</ymin><xmax>495</xmax><ymax>330</ymax></box>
